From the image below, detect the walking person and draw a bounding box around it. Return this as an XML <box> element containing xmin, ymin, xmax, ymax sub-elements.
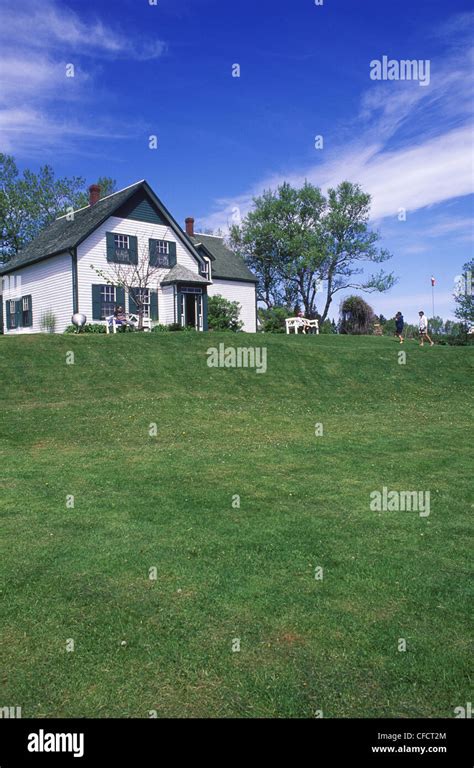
<box><xmin>395</xmin><ymin>312</ymin><xmax>404</xmax><ymax>343</ymax></box>
<box><xmin>418</xmin><ymin>311</ymin><xmax>434</xmax><ymax>347</ymax></box>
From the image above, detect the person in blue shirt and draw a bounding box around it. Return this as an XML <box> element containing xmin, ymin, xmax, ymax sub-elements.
<box><xmin>395</xmin><ymin>311</ymin><xmax>404</xmax><ymax>344</ymax></box>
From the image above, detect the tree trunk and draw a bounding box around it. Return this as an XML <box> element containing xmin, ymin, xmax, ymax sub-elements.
<box><xmin>320</xmin><ymin>275</ymin><xmax>334</xmax><ymax>322</ymax></box>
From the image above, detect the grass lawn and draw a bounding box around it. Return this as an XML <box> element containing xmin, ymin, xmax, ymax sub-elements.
<box><xmin>0</xmin><ymin>332</ymin><xmax>472</xmax><ymax>718</ymax></box>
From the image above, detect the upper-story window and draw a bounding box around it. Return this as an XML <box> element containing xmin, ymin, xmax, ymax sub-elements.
<box><xmin>106</xmin><ymin>232</ymin><xmax>138</xmax><ymax>264</ymax></box>
<box><xmin>154</xmin><ymin>241</ymin><xmax>170</xmax><ymax>267</ymax></box>
<box><xmin>200</xmin><ymin>260</ymin><xmax>210</xmax><ymax>280</ymax></box>
<box><xmin>114</xmin><ymin>234</ymin><xmax>130</xmax><ymax>250</ymax></box>
<box><xmin>149</xmin><ymin>238</ymin><xmax>176</xmax><ymax>268</ymax></box>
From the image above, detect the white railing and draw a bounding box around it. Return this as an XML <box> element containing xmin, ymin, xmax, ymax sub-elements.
<box><xmin>285</xmin><ymin>317</ymin><xmax>319</xmax><ymax>335</ymax></box>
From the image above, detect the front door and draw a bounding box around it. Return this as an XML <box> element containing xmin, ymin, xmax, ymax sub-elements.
<box><xmin>178</xmin><ymin>287</ymin><xmax>204</xmax><ymax>330</ymax></box>
<box><xmin>185</xmin><ymin>293</ymin><xmax>196</xmax><ymax>328</ymax></box>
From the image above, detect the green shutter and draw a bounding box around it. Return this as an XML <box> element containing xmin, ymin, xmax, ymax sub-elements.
<box><xmin>129</xmin><ymin>236</ymin><xmax>138</xmax><ymax>265</ymax></box>
<box><xmin>106</xmin><ymin>232</ymin><xmax>116</xmax><ymax>262</ymax></box>
<box><xmin>5</xmin><ymin>300</ymin><xmax>11</xmax><ymax>330</ymax></box>
<box><xmin>116</xmin><ymin>286</ymin><xmax>125</xmax><ymax>307</ymax></box>
<box><xmin>15</xmin><ymin>300</ymin><xmax>22</xmax><ymax>328</ymax></box>
<box><xmin>168</xmin><ymin>241</ymin><xmax>177</xmax><ymax>267</ymax></box>
<box><xmin>128</xmin><ymin>288</ymin><xmax>138</xmax><ymax>314</ymax></box>
<box><xmin>150</xmin><ymin>290</ymin><xmax>158</xmax><ymax>321</ymax></box>
<box><xmin>92</xmin><ymin>285</ymin><xmax>102</xmax><ymax>320</ymax></box>
<box><xmin>149</xmin><ymin>239</ymin><xmax>157</xmax><ymax>266</ymax></box>
<box><xmin>202</xmin><ymin>292</ymin><xmax>208</xmax><ymax>331</ymax></box>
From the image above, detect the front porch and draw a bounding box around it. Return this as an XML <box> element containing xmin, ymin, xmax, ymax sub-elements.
<box><xmin>161</xmin><ymin>264</ymin><xmax>210</xmax><ymax>331</ymax></box>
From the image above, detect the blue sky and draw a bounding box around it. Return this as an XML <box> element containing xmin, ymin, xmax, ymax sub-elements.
<box><xmin>0</xmin><ymin>0</ymin><xmax>472</xmax><ymax>322</ymax></box>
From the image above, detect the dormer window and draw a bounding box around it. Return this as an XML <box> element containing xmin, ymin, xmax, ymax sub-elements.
<box><xmin>200</xmin><ymin>260</ymin><xmax>210</xmax><ymax>280</ymax></box>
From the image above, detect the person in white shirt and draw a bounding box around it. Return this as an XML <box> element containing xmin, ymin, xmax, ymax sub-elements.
<box><xmin>418</xmin><ymin>311</ymin><xmax>434</xmax><ymax>347</ymax></box>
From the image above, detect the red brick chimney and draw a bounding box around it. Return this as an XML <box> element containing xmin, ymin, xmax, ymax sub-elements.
<box><xmin>89</xmin><ymin>184</ymin><xmax>101</xmax><ymax>206</ymax></box>
<box><xmin>185</xmin><ymin>217</ymin><xmax>195</xmax><ymax>237</ymax></box>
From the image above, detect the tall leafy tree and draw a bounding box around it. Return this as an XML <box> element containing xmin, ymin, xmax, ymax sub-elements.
<box><xmin>230</xmin><ymin>182</ymin><xmax>326</xmax><ymax>314</ymax></box>
<box><xmin>0</xmin><ymin>154</ymin><xmax>117</xmax><ymax>264</ymax></box>
<box><xmin>229</xmin><ymin>180</ymin><xmax>396</xmax><ymax>320</ymax></box>
<box><xmin>454</xmin><ymin>260</ymin><xmax>474</xmax><ymax>327</ymax></box>
<box><xmin>318</xmin><ymin>182</ymin><xmax>396</xmax><ymax>321</ymax></box>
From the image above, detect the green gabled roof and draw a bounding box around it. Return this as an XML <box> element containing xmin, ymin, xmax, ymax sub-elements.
<box><xmin>0</xmin><ymin>181</ymin><xmax>205</xmax><ymax>276</ymax></box>
<box><xmin>191</xmin><ymin>234</ymin><xmax>257</xmax><ymax>283</ymax></box>
<box><xmin>0</xmin><ymin>181</ymin><xmax>144</xmax><ymax>275</ymax></box>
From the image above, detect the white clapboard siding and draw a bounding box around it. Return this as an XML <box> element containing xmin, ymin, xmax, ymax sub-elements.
<box><xmin>159</xmin><ymin>285</ymin><xmax>175</xmax><ymax>325</ymax></box>
<box><xmin>2</xmin><ymin>253</ymin><xmax>73</xmax><ymax>334</ymax></box>
<box><xmin>76</xmin><ymin>215</ymin><xmax>201</xmax><ymax>323</ymax></box>
<box><xmin>208</xmin><ymin>279</ymin><xmax>256</xmax><ymax>332</ymax></box>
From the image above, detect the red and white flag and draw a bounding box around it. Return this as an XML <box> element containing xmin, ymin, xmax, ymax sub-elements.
<box><xmin>431</xmin><ymin>276</ymin><xmax>436</xmax><ymax>286</ymax></box>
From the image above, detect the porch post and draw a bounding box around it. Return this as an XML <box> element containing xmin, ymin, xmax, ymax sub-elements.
<box><xmin>202</xmin><ymin>292</ymin><xmax>208</xmax><ymax>331</ymax></box>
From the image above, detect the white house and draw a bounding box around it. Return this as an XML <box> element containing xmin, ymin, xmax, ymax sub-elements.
<box><xmin>0</xmin><ymin>180</ymin><xmax>257</xmax><ymax>334</ymax></box>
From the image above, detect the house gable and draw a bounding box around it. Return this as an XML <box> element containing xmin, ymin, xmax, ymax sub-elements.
<box><xmin>115</xmin><ymin>188</ymin><xmax>168</xmax><ymax>226</ymax></box>
<box><xmin>0</xmin><ymin>180</ymin><xmax>205</xmax><ymax>275</ymax></box>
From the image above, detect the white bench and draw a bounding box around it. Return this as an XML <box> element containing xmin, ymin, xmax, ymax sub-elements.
<box><xmin>106</xmin><ymin>313</ymin><xmax>152</xmax><ymax>333</ymax></box>
<box><xmin>285</xmin><ymin>317</ymin><xmax>319</xmax><ymax>334</ymax></box>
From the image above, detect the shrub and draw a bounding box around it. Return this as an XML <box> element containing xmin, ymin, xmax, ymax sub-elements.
<box><xmin>168</xmin><ymin>323</ymin><xmax>183</xmax><ymax>332</ymax></box>
<box><xmin>40</xmin><ymin>309</ymin><xmax>57</xmax><ymax>334</ymax></box>
<box><xmin>151</xmin><ymin>324</ymin><xmax>170</xmax><ymax>333</ymax></box>
<box><xmin>208</xmin><ymin>295</ymin><xmax>243</xmax><ymax>332</ymax></box>
<box><xmin>319</xmin><ymin>319</ymin><xmax>337</xmax><ymax>334</ymax></box>
<box><xmin>441</xmin><ymin>332</ymin><xmax>474</xmax><ymax>347</ymax></box>
<box><xmin>339</xmin><ymin>296</ymin><xmax>374</xmax><ymax>335</ymax></box>
<box><xmin>64</xmin><ymin>323</ymin><xmax>106</xmax><ymax>334</ymax></box>
<box><xmin>258</xmin><ymin>306</ymin><xmax>288</xmax><ymax>333</ymax></box>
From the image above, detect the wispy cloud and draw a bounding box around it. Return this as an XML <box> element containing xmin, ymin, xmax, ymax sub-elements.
<box><xmin>201</xmin><ymin>12</ymin><xmax>474</xmax><ymax>232</ymax></box>
<box><xmin>0</xmin><ymin>0</ymin><xmax>166</xmax><ymax>61</ymax></box>
<box><xmin>0</xmin><ymin>0</ymin><xmax>165</xmax><ymax>155</ymax></box>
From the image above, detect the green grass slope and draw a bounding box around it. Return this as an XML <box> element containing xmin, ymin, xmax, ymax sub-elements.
<box><xmin>0</xmin><ymin>333</ymin><xmax>472</xmax><ymax>717</ymax></box>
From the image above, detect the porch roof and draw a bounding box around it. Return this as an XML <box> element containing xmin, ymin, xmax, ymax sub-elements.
<box><xmin>160</xmin><ymin>264</ymin><xmax>210</xmax><ymax>286</ymax></box>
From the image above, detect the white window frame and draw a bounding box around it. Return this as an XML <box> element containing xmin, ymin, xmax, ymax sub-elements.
<box><xmin>100</xmin><ymin>285</ymin><xmax>116</xmax><ymax>319</ymax></box>
<box><xmin>114</xmin><ymin>234</ymin><xmax>130</xmax><ymax>250</ymax></box>
<box><xmin>134</xmin><ymin>288</ymin><xmax>150</xmax><ymax>318</ymax></box>
<box><xmin>22</xmin><ymin>296</ymin><xmax>31</xmax><ymax>327</ymax></box>
<box><xmin>9</xmin><ymin>299</ymin><xmax>16</xmax><ymax>328</ymax></box>
<box><xmin>200</xmin><ymin>260</ymin><xmax>210</xmax><ymax>280</ymax></box>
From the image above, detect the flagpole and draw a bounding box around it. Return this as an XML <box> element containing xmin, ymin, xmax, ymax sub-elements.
<box><xmin>431</xmin><ymin>276</ymin><xmax>435</xmax><ymax>319</ymax></box>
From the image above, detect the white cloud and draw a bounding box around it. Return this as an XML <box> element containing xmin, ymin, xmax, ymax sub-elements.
<box><xmin>0</xmin><ymin>0</ymin><xmax>165</xmax><ymax>155</ymax></box>
<box><xmin>202</xmin><ymin>14</ymin><xmax>474</xmax><ymax>232</ymax></box>
<box><xmin>202</xmin><ymin>125</ymin><xmax>473</xmax><ymax>232</ymax></box>
<box><xmin>0</xmin><ymin>0</ymin><xmax>166</xmax><ymax>60</ymax></box>
<box><xmin>425</xmin><ymin>217</ymin><xmax>474</xmax><ymax>238</ymax></box>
